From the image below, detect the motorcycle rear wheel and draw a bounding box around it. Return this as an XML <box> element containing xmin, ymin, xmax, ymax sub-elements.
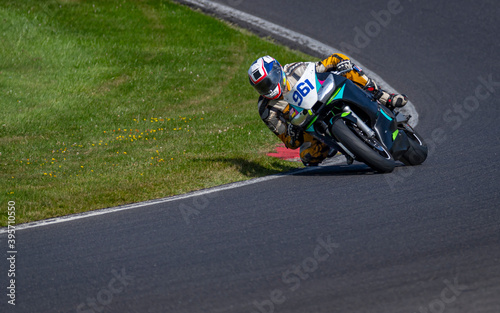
<box><xmin>399</xmin><ymin>127</ymin><xmax>428</xmax><ymax>166</ymax></box>
<box><xmin>331</xmin><ymin>119</ymin><xmax>396</xmax><ymax>173</ymax></box>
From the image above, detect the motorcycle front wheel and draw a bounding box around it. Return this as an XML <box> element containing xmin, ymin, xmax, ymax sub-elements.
<box><xmin>331</xmin><ymin>119</ymin><xmax>396</xmax><ymax>173</ymax></box>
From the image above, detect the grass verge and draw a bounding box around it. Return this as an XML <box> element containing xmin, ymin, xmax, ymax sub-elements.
<box><xmin>0</xmin><ymin>0</ymin><xmax>310</xmax><ymax>226</ymax></box>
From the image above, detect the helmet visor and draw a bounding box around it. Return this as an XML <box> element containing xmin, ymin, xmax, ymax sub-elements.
<box><xmin>253</xmin><ymin>62</ymin><xmax>283</xmax><ymax>98</ymax></box>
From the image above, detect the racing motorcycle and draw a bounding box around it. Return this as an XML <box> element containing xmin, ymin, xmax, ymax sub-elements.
<box><xmin>286</xmin><ymin>63</ymin><xmax>427</xmax><ymax>173</ymax></box>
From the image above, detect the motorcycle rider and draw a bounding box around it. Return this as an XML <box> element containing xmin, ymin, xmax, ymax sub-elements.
<box><xmin>248</xmin><ymin>53</ymin><xmax>408</xmax><ymax>166</ymax></box>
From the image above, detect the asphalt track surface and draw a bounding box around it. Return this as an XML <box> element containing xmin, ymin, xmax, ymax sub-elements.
<box><xmin>2</xmin><ymin>1</ymin><xmax>500</xmax><ymax>312</ymax></box>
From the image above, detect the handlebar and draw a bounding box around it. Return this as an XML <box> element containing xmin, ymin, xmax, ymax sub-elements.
<box><xmin>330</xmin><ymin>68</ymin><xmax>351</xmax><ymax>76</ymax></box>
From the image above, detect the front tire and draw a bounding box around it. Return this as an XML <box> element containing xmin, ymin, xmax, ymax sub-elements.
<box><xmin>331</xmin><ymin>119</ymin><xmax>396</xmax><ymax>173</ymax></box>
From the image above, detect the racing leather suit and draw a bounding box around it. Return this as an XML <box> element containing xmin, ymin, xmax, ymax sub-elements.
<box><xmin>258</xmin><ymin>53</ymin><xmax>383</xmax><ymax>166</ymax></box>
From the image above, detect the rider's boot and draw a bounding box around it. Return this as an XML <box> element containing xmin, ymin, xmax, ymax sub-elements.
<box><xmin>364</xmin><ymin>78</ymin><xmax>408</xmax><ymax>110</ymax></box>
<box><xmin>377</xmin><ymin>92</ymin><xmax>408</xmax><ymax>110</ymax></box>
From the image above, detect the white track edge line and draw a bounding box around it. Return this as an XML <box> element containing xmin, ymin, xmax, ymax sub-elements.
<box><xmin>0</xmin><ymin>166</ymin><xmax>325</xmax><ymax>234</ymax></box>
<box><xmin>0</xmin><ymin>0</ymin><xmax>418</xmax><ymax>234</ymax></box>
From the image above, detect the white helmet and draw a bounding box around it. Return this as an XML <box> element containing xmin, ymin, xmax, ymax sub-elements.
<box><xmin>248</xmin><ymin>56</ymin><xmax>287</xmax><ymax>100</ymax></box>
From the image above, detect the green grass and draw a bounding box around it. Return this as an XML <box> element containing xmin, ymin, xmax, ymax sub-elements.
<box><xmin>0</xmin><ymin>0</ymin><xmax>310</xmax><ymax>226</ymax></box>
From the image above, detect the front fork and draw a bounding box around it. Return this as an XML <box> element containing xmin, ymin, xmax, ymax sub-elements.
<box><xmin>342</xmin><ymin>106</ymin><xmax>375</xmax><ymax>138</ymax></box>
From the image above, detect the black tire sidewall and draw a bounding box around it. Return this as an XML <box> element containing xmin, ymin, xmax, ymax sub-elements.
<box><xmin>331</xmin><ymin>119</ymin><xmax>396</xmax><ymax>173</ymax></box>
<box><xmin>400</xmin><ymin>130</ymin><xmax>428</xmax><ymax>165</ymax></box>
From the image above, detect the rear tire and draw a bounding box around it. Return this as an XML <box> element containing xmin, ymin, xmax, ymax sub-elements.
<box><xmin>331</xmin><ymin>119</ymin><xmax>396</xmax><ymax>173</ymax></box>
<box><xmin>400</xmin><ymin>128</ymin><xmax>428</xmax><ymax>166</ymax></box>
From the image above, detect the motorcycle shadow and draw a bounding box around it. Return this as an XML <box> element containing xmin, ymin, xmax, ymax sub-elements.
<box><xmin>293</xmin><ymin>163</ymin><xmax>384</xmax><ymax>176</ymax></box>
<box><xmin>194</xmin><ymin>157</ymin><xmax>299</xmax><ymax>178</ymax></box>
<box><xmin>293</xmin><ymin>159</ymin><xmax>409</xmax><ymax>176</ymax></box>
